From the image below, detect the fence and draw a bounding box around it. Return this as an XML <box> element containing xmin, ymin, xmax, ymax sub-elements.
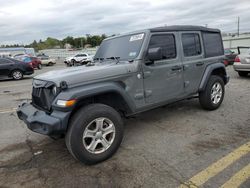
<box><xmin>38</xmin><ymin>48</ymin><xmax>98</xmax><ymax>59</ymax></box>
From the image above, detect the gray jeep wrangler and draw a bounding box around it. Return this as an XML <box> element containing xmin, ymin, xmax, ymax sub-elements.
<box><xmin>17</xmin><ymin>25</ymin><xmax>229</xmax><ymax>164</ymax></box>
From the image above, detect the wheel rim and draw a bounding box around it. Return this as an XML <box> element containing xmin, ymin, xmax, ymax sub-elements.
<box><xmin>82</xmin><ymin>117</ymin><xmax>116</xmax><ymax>154</ymax></box>
<box><xmin>211</xmin><ymin>82</ymin><xmax>222</xmax><ymax>104</ymax></box>
<box><xmin>13</xmin><ymin>71</ymin><xmax>22</xmax><ymax>79</ymax></box>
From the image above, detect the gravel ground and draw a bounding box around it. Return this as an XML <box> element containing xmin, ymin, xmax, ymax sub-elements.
<box><xmin>0</xmin><ymin>64</ymin><xmax>249</xmax><ymax>188</ymax></box>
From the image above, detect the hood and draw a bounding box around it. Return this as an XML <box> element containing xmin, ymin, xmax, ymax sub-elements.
<box><xmin>34</xmin><ymin>61</ymin><xmax>137</xmax><ymax>87</ymax></box>
<box><xmin>65</xmin><ymin>56</ymin><xmax>74</xmax><ymax>60</ymax></box>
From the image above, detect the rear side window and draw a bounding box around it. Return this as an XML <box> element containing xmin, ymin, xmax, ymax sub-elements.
<box><xmin>202</xmin><ymin>32</ymin><xmax>224</xmax><ymax>57</ymax></box>
<box><xmin>149</xmin><ymin>34</ymin><xmax>176</xmax><ymax>60</ymax></box>
<box><xmin>182</xmin><ymin>33</ymin><xmax>201</xmax><ymax>57</ymax></box>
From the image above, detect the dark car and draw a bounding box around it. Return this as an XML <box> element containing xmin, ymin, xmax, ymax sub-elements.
<box><xmin>224</xmin><ymin>49</ymin><xmax>237</xmax><ymax>65</ymax></box>
<box><xmin>15</xmin><ymin>56</ymin><xmax>42</xmax><ymax>69</ymax></box>
<box><xmin>0</xmin><ymin>57</ymin><xmax>34</xmax><ymax>80</ymax></box>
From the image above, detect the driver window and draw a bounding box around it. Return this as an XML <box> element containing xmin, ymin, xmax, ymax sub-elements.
<box><xmin>148</xmin><ymin>34</ymin><xmax>176</xmax><ymax>60</ymax></box>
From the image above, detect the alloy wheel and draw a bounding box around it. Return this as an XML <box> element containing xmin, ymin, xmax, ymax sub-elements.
<box><xmin>82</xmin><ymin>117</ymin><xmax>116</xmax><ymax>154</ymax></box>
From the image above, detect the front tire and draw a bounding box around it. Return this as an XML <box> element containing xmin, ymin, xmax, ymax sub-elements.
<box><xmin>199</xmin><ymin>75</ymin><xmax>225</xmax><ymax>110</ymax></box>
<box><xmin>66</xmin><ymin>104</ymin><xmax>124</xmax><ymax>165</ymax></box>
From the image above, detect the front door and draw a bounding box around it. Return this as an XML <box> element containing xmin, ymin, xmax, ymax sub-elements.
<box><xmin>142</xmin><ymin>33</ymin><xmax>184</xmax><ymax>104</ymax></box>
<box><xmin>0</xmin><ymin>58</ymin><xmax>13</xmax><ymax>76</ymax></box>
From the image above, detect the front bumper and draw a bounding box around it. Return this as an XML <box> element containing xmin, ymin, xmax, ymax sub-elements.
<box><xmin>17</xmin><ymin>102</ymin><xmax>70</xmax><ymax>136</ymax></box>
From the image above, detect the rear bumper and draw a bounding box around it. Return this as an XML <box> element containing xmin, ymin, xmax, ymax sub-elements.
<box><xmin>17</xmin><ymin>102</ymin><xmax>70</xmax><ymax>136</ymax></box>
<box><xmin>233</xmin><ymin>63</ymin><xmax>250</xmax><ymax>72</ymax></box>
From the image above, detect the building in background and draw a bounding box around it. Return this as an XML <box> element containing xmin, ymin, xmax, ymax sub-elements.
<box><xmin>0</xmin><ymin>47</ymin><xmax>36</xmax><ymax>57</ymax></box>
<box><xmin>223</xmin><ymin>33</ymin><xmax>250</xmax><ymax>52</ymax></box>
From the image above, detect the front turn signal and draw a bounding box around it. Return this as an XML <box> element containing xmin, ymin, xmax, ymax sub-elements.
<box><xmin>56</xmin><ymin>99</ymin><xmax>76</xmax><ymax>107</ymax></box>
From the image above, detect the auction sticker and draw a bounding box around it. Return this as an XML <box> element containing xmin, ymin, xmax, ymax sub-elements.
<box><xmin>130</xmin><ymin>33</ymin><xmax>144</xmax><ymax>42</ymax></box>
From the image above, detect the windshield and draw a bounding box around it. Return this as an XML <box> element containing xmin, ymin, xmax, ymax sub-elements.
<box><xmin>94</xmin><ymin>33</ymin><xmax>145</xmax><ymax>61</ymax></box>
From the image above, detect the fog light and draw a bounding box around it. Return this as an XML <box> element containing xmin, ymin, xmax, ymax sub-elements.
<box><xmin>56</xmin><ymin>99</ymin><xmax>76</xmax><ymax>107</ymax></box>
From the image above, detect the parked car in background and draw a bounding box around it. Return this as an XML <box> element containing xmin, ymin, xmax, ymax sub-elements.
<box><xmin>15</xmin><ymin>56</ymin><xmax>42</xmax><ymax>69</ymax></box>
<box><xmin>64</xmin><ymin>53</ymin><xmax>93</xmax><ymax>66</ymax></box>
<box><xmin>37</xmin><ymin>55</ymin><xmax>56</xmax><ymax>66</ymax></box>
<box><xmin>224</xmin><ymin>49</ymin><xmax>237</xmax><ymax>65</ymax></box>
<box><xmin>233</xmin><ymin>47</ymin><xmax>250</xmax><ymax>77</ymax></box>
<box><xmin>0</xmin><ymin>57</ymin><xmax>33</xmax><ymax>80</ymax></box>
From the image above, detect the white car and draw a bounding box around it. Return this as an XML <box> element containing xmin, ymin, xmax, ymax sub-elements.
<box><xmin>233</xmin><ymin>47</ymin><xmax>250</xmax><ymax>77</ymax></box>
<box><xmin>37</xmin><ymin>55</ymin><xmax>56</xmax><ymax>66</ymax></box>
<box><xmin>64</xmin><ymin>53</ymin><xmax>93</xmax><ymax>66</ymax></box>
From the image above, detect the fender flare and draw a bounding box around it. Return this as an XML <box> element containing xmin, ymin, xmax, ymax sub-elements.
<box><xmin>53</xmin><ymin>81</ymin><xmax>136</xmax><ymax>113</ymax></box>
<box><xmin>198</xmin><ymin>63</ymin><xmax>229</xmax><ymax>92</ymax></box>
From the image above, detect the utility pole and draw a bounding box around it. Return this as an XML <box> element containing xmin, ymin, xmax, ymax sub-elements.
<box><xmin>237</xmin><ymin>16</ymin><xmax>240</xmax><ymax>36</ymax></box>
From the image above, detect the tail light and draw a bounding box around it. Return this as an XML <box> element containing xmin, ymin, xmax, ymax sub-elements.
<box><xmin>234</xmin><ymin>56</ymin><xmax>241</xmax><ymax>63</ymax></box>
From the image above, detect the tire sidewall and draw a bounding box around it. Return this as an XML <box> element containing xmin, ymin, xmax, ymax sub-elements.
<box><xmin>202</xmin><ymin>76</ymin><xmax>225</xmax><ymax>109</ymax></box>
<box><xmin>68</xmin><ymin>104</ymin><xmax>123</xmax><ymax>164</ymax></box>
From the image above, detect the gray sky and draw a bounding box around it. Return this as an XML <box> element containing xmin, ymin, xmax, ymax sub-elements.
<box><xmin>0</xmin><ymin>0</ymin><xmax>250</xmax><ymax>44</ymax></box>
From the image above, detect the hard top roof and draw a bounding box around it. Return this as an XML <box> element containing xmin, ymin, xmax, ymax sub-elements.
<box><xmin>149</xmin><ymin>25</ymin><xmax>220</xmax><ymax>33</ymax></box>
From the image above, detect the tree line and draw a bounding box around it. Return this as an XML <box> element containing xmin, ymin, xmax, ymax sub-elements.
<box><xmin>1</xmin><ymin>34</ymin><xmax>108</xmax><ymax>51</ymax></box>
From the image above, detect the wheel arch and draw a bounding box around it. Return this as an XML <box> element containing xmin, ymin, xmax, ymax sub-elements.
<box><xmin>53</xmin><ymin>82</ymin><xmax>136</xmax><ymax>129</ymax></box>
<box><xmin>199</xmin><ymin>63</ymin><xmax>229</xmax><ymax>92</ymax></box>
<box><xmin>9</xmin><ymin>68</ymin><xmax>23</xmax><ymax>77</ymax></box>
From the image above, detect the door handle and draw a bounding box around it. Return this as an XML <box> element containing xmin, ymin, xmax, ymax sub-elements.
<box><xmin>171</xmin><ymin>66</ymin><xmax>182</xmax><ymax>71</ymax></box>
<box><xmin>196</xmin><ymin>62</ymin><xmax>204</xmax><ymax>66</ymax></box>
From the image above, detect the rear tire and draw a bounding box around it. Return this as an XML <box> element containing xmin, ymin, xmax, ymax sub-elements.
<box><xmin>65</xmin><ymin>104</ymin><xmax>124</xmax><ymax>165</ymax></box>
<box><xmin>199</xmin><ymin>75</ymin><xmax>225</xmax><ymax>110</ymax></box>
<box><xmin>11</xmin><ymin>70</ymin><xmax>23</xmax><ymax>80</ymax></box>
<box><xmin>238</xmin><ymin>71</ymin><xmax>248</xmax><ymax>77</ymax></box>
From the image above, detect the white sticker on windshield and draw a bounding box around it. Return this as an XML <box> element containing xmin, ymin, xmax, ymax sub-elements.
<box><xmin>129</xmin><ymin>52</ymin><xmax>137</xmax><ymax>57</ymax></box>
<box><xmin>129</xmin><ymin>33</ymin><xmax>144</xmax><ymax>42</ymax></box>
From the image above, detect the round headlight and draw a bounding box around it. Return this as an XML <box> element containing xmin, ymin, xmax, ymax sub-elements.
<box><xmin>52</xmin><ymin>86</ymin><xmax>57</xmax><ymax>95</ymax></box>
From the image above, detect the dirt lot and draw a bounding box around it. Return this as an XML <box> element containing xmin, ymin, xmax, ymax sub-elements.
<box><xmin>0</xmin><ymin>64</ymin><xmax>249</xmax><ymax>188</ymax></box>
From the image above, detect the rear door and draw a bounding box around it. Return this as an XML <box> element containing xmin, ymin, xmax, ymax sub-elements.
<box><xmin>142</xmin><ymin>32</ymin><xmax>184</xmax><ymax>104</ymax></box>
<box><xmin>180</xmin><ymin>32</ymin><xmax>205</xmax><ymax>95</ymax></box>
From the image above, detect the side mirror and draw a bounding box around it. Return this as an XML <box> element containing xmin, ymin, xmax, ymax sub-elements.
<box><xmin>147</xmin><ymin>47</ymin><xmax>162</xmax><ymax>61</ymax></box>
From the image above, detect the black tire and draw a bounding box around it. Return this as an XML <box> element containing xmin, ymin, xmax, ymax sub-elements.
<box><xmin>48</xmin><ymin>62</ymin><xmax>53</xmax><ymax>66</ymax></box>
<box><xmin>238</xmin><ymin>71</ymin><xmax>248</xmax><ymax>77</ymax></box>
<box><xmin>65</xmin><ymin>103</ymin><xmax>124</xmax><ymax>165</ymax></box>
<box><xmin>199</xmin><ymin>75</ymin><xmax>225</xmax><ymax>110</ymax></box>
<box><xmin>11</xmin><ymin>70</ymin><xmax>23</xmax><ymax>80</ymax></box>
<box><xmin>38</xmin><ymin>64</ymin><xmax>42</xmax><ymax>69</ymax></box>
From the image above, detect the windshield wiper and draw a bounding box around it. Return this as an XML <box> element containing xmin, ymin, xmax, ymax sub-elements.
<box><xmin>106</xmin><ymin>56</ymin><xmax>120</xmax><ymax>64</ymax></box>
